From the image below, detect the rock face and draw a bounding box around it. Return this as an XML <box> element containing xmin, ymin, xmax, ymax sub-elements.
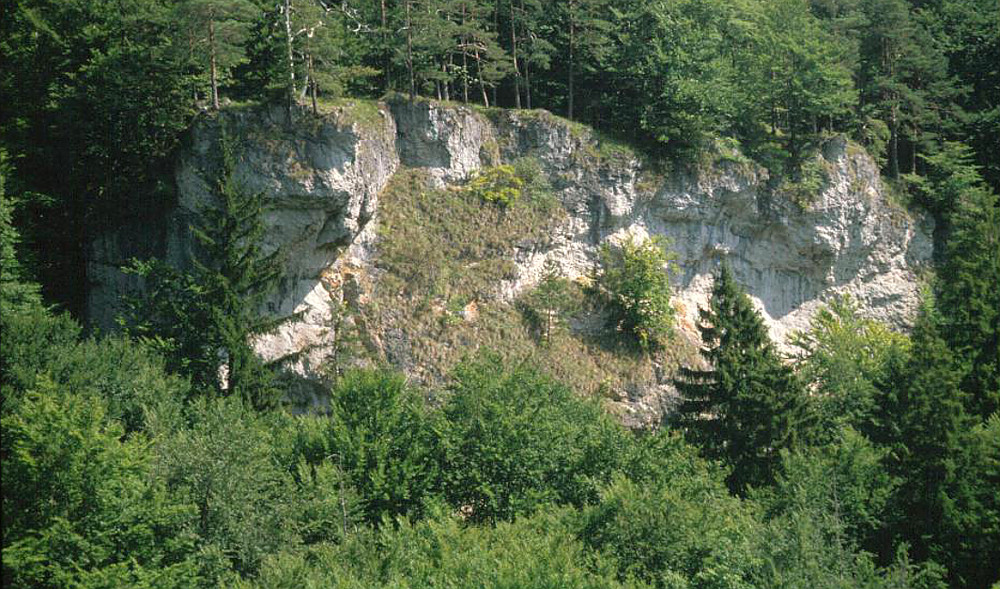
<box><xmin>87</xmin><ymin>99</ymin><xmax>933</xmax><ymax>413</ymax></box>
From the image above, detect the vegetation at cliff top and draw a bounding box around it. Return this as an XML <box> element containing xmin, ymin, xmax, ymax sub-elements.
<box><xmin>3</xmin><ymin>0</ymin><xmax>998</xmax><ymax>314</ymax></box>
<box><xmin>2</xmin><ymin>0</ymin><xmax>999</xmax><ymax>587</ymax></box>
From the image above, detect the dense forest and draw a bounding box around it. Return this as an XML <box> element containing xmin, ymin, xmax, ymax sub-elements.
<box><xmin>2</xmin><ymin>0</ymin><xmax>999</xmax><ymax>587</ymax></box>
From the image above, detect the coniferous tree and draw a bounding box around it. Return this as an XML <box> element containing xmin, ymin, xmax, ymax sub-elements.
<box><xmin>556</xmin><ymin>0</ymin><xmax>611</xmax><ymax>120</ymax></box>
<box><xmin>0</xmin><ymin>155</ymin><xmax>42</xmax><ymax>313</ymax></box>
<box><xmin>674</xmin><ymin>262</ymin><xmax>814</xmax><ymax>493</ymax></box>
<box><xmin>124</xmin><ymin>126</ymin><xmax>288</xmax><ymax>410</ymax></box>
<box><xmin>908</xmin><ymin>142</ymin><xmax>1000</xmax><ymax>418</ymax></box>
<box><xmin>883</xmin><ymin>297</ymin><xmax>973</xmax><ymax>579</ymax></box>
<box><xmin>174</xmin><ymin>0</ymin><xmax>260</xmax><ymax>110</ymax></box>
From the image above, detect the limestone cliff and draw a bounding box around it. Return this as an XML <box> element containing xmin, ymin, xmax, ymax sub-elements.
<box><xmin>87</xmin><ymin>99</ymin><xmax>933</xmax><ymax>423</ymax></box>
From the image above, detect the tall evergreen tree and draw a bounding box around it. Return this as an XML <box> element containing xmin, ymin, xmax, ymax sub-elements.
<box><xmin>0</xmin><ymin>155</ymin><xmax>42</xmax><ymax>313</ymax></box>
<box><xmin>173</xmin><ymin>0</ymin><xmax>260</xmax><ymax>110</ymax></box>
<box><xmin>917</xmin><ymin>143</ymin><xmax>1000</xmax><ymax>419</ymax></box>
<box><xmin>883</xmin><ymin>297</ymin><xmax>973</xmax><ymax>579</ymax></box>
<box><xmin>124</xmin><ymin>125</ymin><xmax>288</xmax><ymax>410</ymax></box>
<box><xmin>674</xmin><ymin>263</ymin><xmax>815</xmax><ymax>493</ymax></box>
<box><xmin>555</xmin><ymin>0</ymin><xmax>611</xmax><ymax>120</ymax></box>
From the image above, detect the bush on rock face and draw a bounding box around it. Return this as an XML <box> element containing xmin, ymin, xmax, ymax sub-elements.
<box><xmin>597</xmin><ymin>235</ymin><xmax>677</xmax><ymax>350</ymax></box>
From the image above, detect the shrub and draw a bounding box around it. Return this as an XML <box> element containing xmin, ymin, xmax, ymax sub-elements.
<box><xmin>325</xmin><ymin>369</ymin><xmax>440</xmax><ymax>525</ymax></box>
<box><xmin>522</xmin><ymin>262</ymin><xmax>583</xmax><ymax>344</ymax></box>
<box><xmin>465</xmin><ymin>164</ymin><xmax>523</xmax><ymax>207</ymax></box>
<box><xmin>597</xmin><ymin>235</ymin><xmax>676</xmax><ymax>349</ymax></box>
<box><xmin>439</xmin><ymin>353</ymin><xmax>628</xmax><ymax>523</ymax></box>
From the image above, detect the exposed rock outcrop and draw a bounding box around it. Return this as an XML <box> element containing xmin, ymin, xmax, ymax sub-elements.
<box><xmin>87</xmin><ymin>99</ymin><xmax>933</xmax><ymax>418</ymax></box>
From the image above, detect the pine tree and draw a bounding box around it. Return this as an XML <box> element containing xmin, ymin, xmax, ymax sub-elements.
<box><xmin>674</xmin><ymin>262</ymin><xmax>814</xmax><ymax>493</ymax></box>
<box><xmin>556</xmin><ymin>0</ymin><xmax>611</xmax><ymax>120</ymax></box>
<box><xmin>174</xmin><ymin>0</ymin><xmax>260</xmax><ymax>110</ymax></box>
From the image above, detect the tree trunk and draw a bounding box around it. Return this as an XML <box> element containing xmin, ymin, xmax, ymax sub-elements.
<box><xmin>462</xmin><ymin>41</ymin><xmax>469</xmax><ymax>103</ymax></box>
<box><xmin>510</xmin><ymin>0</ymin><xmax>521</xmax><ymax>108</ymax></box>
<box><xmin>567</xmin><ymin>6</ymin><xmax>575</xmax><ymax>120</ymax></box>
<box><xmin>309</xmin><ymin>55</ymin><xmax>318</xmax><ymax>114</ymax></box>
<box><xmin>209</xmin><ymin>17</ymin><xmax>220</xmax><ymax>110</ymax></box>
<box><xmin>474</xmin><ymin>45</ymin><xmax>489</xmax><ymax>106</ymax></box>
<box><xmin>406</xmin><ymin>0</ymin><xmax>415</xmax><ymax>102</ymax></box>
<box><xmin>492</xmin><ymin>0</ymin><xmax>499</xmax><ymax>106</ymax></box>
<box><xmin>444</xmin><ymin>55</ymin><xmax>452</xmax><ymax>101</ymax></box>
<box><xmin>461</xmin><ymin>6</ymin><xmax>469</xmax><ymax>103</ymax></box>
<box><xmin>284</xmin><ymin>0</ymin><xmax>296</xmax><ymax>120</ymax></box>
<box><xmin>520</xmin><ymin>0</ymin><xmax>532</xmax><ymax>109</ymax></box>
<box><xmin>888</xmin><ymin>102</ymin><xmax>900</xmax><ymax>179</ymax></box>
<box><xmin>381</xmin><ymin>0</ymin><xmax>391</xmax><ymax>92</ymax></box>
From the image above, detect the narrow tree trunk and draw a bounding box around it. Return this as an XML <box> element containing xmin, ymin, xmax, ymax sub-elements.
<box><xmin>461</xmin><ymin>6</ymin><xmax>469</xmax><ymax>103</ymax></box>
<box><xmin>509</xmin><ymin>0</ymin><xmax>521</xmax><ymax>109</ymax></box>
<box><xmin>406</xmin><ymin>0</ymin><xmax>415</xmax><ymax>102</ymax></box>
<box><xmin>567</xmin><ymin>7</ymin><xmax>575</xmax><ymax>120</ymax></box>
<box><xmin>309</xmin><ymin>55</ymin><xmax>318</xmax><ymax>114</ymax></box>
<box><xmin>475</xmin><ymin>45</ymin><xmax>489</xmax><ymax>106</ymax></box>
<box><xmin>524</xmin><ymin>60</ymin><xmax>532</xmax><ymax>109</ymax></box>
<box><xmin>209</xmin><ymin>17</ymin><xmax>220</xmax><ymax>110</ymax></box>
<box><xmin>520</xmin><ymin>0</ymin><xmax>532</xmax><ymax>109</ymax></box>
<box><xmin>492</xmin><ymin>0</ymin><xmax>499</xmax><ymax>106</ymax></box>
<box><xmin>381</xmin><ymin>0</ymin><xmax>391</xmax><ymax>92</ymax></box>
<box><xmin>284</xmin><ymin>0</ymin><xmax>296</xmax><ymax>119</ymax></box>
<box><xmin>444</xmin><ymin>56</ymin><xmax>452</xmax><ymax>101</ymax></box>
<box><xmin>888</xmin><ymin>103</ymin><xmax>900</xmax><ymax>179</ymax></box>
<box><xmin>462</xmin><ymin>41</ymin><xmax>469</xmax><ymax>103</ymax></box>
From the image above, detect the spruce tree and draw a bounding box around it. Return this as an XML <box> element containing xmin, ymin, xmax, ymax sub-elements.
<box><xmin>886</xmin><ymin>297</ymin><xmax>973</xmax><ymax>580</ymax></box>
<box><xmin>674</xmin><ymin>263</ymin><xmax>814</xmax><ymax>493</ymax></box>
<box><xmin>0</xmin><ymin>155</ymin><xmax>42</xmax><ymax>313</ymax></box>
<box><xmin>124</xmin><ymin>125</ymin><xmax>288</xmax><ymax>410</ymax></box>
<box><xmin>911</xmin><ymin>142</ymin><xmax>1000</xmax><ymax>418</ymax></box>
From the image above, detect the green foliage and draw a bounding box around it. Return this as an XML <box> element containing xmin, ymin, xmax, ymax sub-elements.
<box><xmin>756</xmin><ymin>428</ymin><xmax>896</xmax><ymax>556</ymax></box>
<box><xmin>0</xmin><ymin>307</ymin><xmax>81</xmax><ymax>403</ymax></box>
<box><xmin>776</xmin><ymin>153</ymin><xmax>831</xmax><ymax>208</ymax></box>
<box><xmin>325</xmin><ymin>369</ymin><xmax>439</xmax><ymax>525</ymax></box>
<box><xmin>944</xmin><ymin>414</ymin><xmax>1000</xmax><ymax>589</ymax></box>
<box><xmin>173</xmin><ymin>0</ymin><xmax>260</xmax><ymax>109</ymax></box>
<box><xmin>597</xmin><ymin>235</ymin><xmax>677</xmax><ymax>349</ymax></box>
<box><xmin>580</xmin><ymin>467</ymin><xmax>760</xmax><ymax>588</ymax></box>
<box><xmin>523</xmin><ymin>262</ymin><xmax>583</xmax><ymax>344</ymax></box>
<box><xmin>874</xmin><ymin>296</ymin><xmax>993</xmax><ymax>587</ymax></box>
<box><xmin>155</xmin><ymin>397</ymin><xmax>358</xmax><ymax>581</ymax></box>
<box><xmin>674</xmin><ymin>263</ymin><xmax>815</xmax><ymax>493</ymax></box>
<box><xmin>464</xmin><ymin>164</ymin><xmax>524</xmax><ymax>207</ymax></box>
<box><xmin>2</xmin><ymin>383</ymin><xmax>200</xmax><ymax>588</ymax></box>
<box><xmin>917</xmin><ymin>142</ymin><xmax>1000</xmax><ymax>418</ymax></box>
<box><xmin>0</xmin><ymin>304</ymin><xmax>189</xmax><ymax>434</ymax></box>
<box><xmin>791</xmin><ymin>295</ymin><xmax>911</xmax><ymax>440</ymax></box>
<box><xmin>237</xmin><ymin>508</ymin><xmax>639</xmax><ymax>589</ymax></box>
<box><xmin>2</xmin><ymin>0</ymin><xmax>998</xmax><ymax>586</ymax></box>
<box><xmin>123</xmin><ymin>126</ymin><xmax>288</xmax><ymax>410</ymax></box>
<box><xmin>0</xmin><ymin>155</ymin><xmax>42</xmax><ymax>313</ymax></box>
<box><xmin>439</xmin><ymin>353</ymin><xmax>628</xmax><ymax>523</ymax></box>
<box><xmin>461</xmin><ymin>158</ymin><xmax>556</xmax><ymax>209</ymax></box>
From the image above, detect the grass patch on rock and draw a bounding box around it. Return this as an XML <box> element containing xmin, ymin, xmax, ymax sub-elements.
<box><xmin>369</xmin><ymin>167</ymin><xmax>695</xmax><ymax>423</ymax></box>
